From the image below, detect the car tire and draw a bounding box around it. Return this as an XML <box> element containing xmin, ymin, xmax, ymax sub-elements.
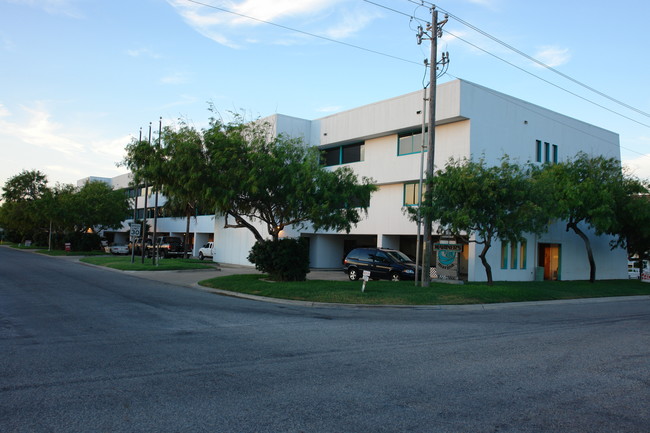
<box><xmin>199</xmin><ymin>252</ymin><xmax>204</xmax><ymax>260</ymax></box>
<box><xmin>348</xmin><ymin>268</ymin><xmax>360</xmax><ymax>281</ymax></box>
<box><xmin>390</xmin><ymin>272</ymin><xmax>401</xmax><ymax>282</ymax></box>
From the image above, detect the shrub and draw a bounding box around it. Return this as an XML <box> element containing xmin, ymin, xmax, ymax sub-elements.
<box><xmin>248</xmin><ymin>238</ymin><xmax>310</xmax><ymax>281</ymax></box>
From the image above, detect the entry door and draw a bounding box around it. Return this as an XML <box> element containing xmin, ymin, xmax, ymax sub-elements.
<box><xmin>538</xmin><ymin>243</ymin><xmax>561</xmax><ymax>281</ymax></box>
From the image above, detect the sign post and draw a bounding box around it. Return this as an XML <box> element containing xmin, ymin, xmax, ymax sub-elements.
<box><xmin>361</xmin><ymin>270</ymin><xmax>371</xmax><ymax>292</ymax></box>
<box><xmin>434</xmin><ymin>243</ymin><xmax>462</xmax><ymax>280</ymax></box>
<box><xmin>129</xmin><ymin>223</ymin><xmax>141</xmax><ymax>263</ymax></box>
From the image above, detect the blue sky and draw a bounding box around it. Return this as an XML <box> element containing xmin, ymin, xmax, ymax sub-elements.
<box><xmin>1</xmin><ymin>0</ymin><xmax>649</xmax><ymax>190</ymax></box>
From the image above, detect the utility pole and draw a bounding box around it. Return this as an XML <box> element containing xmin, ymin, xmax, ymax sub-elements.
<box><xmin>152</xmin><ymin>117</ymin><xmax>161</xmax><ymax>266</ymax></box>
<box><xmin>130</xmin><ymin>127</ymin><xmax>142</xmax><ymax>264</ymax></box>
<box><xmin>418</xmin><ymin>6</ymin><xmax>448</xmax><ymax>287</ymax></box>
<box><xmin>141</xmin><ymin>122</ymin><xmax>151</xmax><ymax>264</ymax></box>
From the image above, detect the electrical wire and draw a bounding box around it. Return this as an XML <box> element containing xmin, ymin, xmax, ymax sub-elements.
<box><xmin>186</xmin><ymin>0</ymin><xmax>650</xmax><ymax>135</ymax></box>
<box><xmin>183</xmin><ymin>0</ymin><xmax>423</xmax><ymax>66</ymax></box>
<box><xmin>444</xmin><ymin>29</ymin><xmax>650</xmax><ymax>129</ymax></box>
<box><xmin>401</xmin><ymin>0</ymin><xmax>650</xmax><ymax>121</ymax></box>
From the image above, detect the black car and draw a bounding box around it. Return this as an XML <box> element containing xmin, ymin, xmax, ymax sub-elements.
<box><xmin>343</xmin><ymin>247</ymin><xmax>417</xmax><ymax>281</ymax></box>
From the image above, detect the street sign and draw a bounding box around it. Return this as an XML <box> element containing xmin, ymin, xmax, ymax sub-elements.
<box><xmin>130</xmin><ymin>223</ymin><xmax>141</xmax><ymax>238</ymax></box>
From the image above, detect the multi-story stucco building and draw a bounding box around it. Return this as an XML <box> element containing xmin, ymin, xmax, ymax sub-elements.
<box><xmin>99</xmin><ymin>79</ymin><xmax>628</xmax><ymax>281</ymax></box>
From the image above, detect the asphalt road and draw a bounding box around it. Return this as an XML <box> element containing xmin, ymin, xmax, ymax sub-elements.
<box><xmin>1</xmin><ymin>247</ymin><xmax>649</xmax><ymax>433</ymax></box>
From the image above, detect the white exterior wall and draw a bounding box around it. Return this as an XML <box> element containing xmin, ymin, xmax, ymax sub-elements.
<box><xmin>212</xmin><ymin>215</ymin><xmax>266</xmax><ymax>266</ymax></box>
<box><xmin>459</xmin><ymin>81</ymin><xmax>621</xmax><ymax>164</ymax></box>
<box><xmin>93</xmin><ymin>79</ymin><xmax>628</xmax><ymax>281</ymax></box>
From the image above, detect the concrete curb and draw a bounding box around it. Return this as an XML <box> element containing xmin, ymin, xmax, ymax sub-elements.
<box><xmin>15</xmin><ymin>247</ymin><xmax>650</xmax><ymax>310</ymax></box>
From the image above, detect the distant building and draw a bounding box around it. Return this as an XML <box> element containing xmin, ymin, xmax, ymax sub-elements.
<box><xmin>76</xmin><ymin>176</ymin><xmax>111</xmax><ymax>187</ymax></box>
<box><xmin>93</xmin><ymin>79</ymin><xmax>627</xmax><ymax>281</ymax></box>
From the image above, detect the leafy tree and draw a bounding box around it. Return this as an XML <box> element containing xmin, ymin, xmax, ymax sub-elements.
<box><xmin>73</xmin><ymin>181</ymin><xmax>130</xmax><ymax>234</ymax></box>
<box><xmin>607</xmin><ymin>176</ymin><xmax>650</xmax><ymax>276</ymax></box>
<box><xmin>203</xmin><ymin>114</ymin><xmax>376</xmax><ymax>243</ymax></box>
<box><xmin>417</xmin><ymin>157</ymin><xmax>547</xmax><ymax>285</ymax></box>
<box><xmin>536</xmin><ymin>152</ymin><xmax>625</xmax><ymax>283</ymax></box>
<box><xmin>1</xmin><ymin>169</ymin><xmax>48</xmax><ymax>202</ymax></box>
<box><xmin>0</xmin><ymin>170</ymin><xmax>50</xmax><ymax>242</ymax></box>
<box><xmin>122</xmin><ymin>121</ymin><xmax>213</xmax><ymax>258</ymax></box>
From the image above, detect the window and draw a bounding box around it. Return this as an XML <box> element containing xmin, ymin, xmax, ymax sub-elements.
<box><xmin>510</xmin><ymin>243</ymin><xmax>518</xmax><ymax>269</ymax></box>
<box><xmin>544</xmin><ymin>142</ymin><xmax>550</xmax><ymax>162</ymax></box>
<box><xmin>501</xmin><ymin>243</ymin><xmax>508</xmax><ymax>269</ymax></box>
<box><xmin>501</xmin><ymin>241</ymin><xmax>528</xmax><ymax>270</ymax></box>
<box><xmin>404</xmin><ymin>182</ymin><xmax>426</xmax><ymax>206</ymax></box>
<box><xmin>535</xmin><ymin>140</ymin><xmax>558</xmax><ymax>164</ymax></box>
<box><xmin>398</xmin><ymin>130</ymin><xmax>428</xmax><ymax>155</ymax></box>
<box><xmin>342</xmin><ymin>142</ymin><xmax>364</xmax><ymax>164</ymax></box>
<box><xmin>323</xmin><ymin>148</ymin><xmax>340</xmax><ymax>166</ymax></box>
<box><xmin>322</xmin><ymin>142</ymin><xmax>364</xmax><ymax>166</ymax></box>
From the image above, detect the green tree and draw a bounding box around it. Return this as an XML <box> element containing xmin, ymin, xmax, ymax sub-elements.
<box><xmin>537</xmin><ymin>152</ymin><xmax>625</xmax><ymax>283</ymax></box>
<box><xmin>607</xmin><ymin>176</ymin><xmax>650</xmax><ymax>276</ymax></box>
<box><xmin>417</xmin><ymin>157</ymin><xmax>547</xmax><ymax>285</ymax></box>
<box><xmin>2</xmin><ymin>169</ymin><xmax>48</xmax><ymax>202</ymax></box>
<box><xmin>203</xmin><ymin>114</ymin><xmax>376</xmax><ymax>243</ymax></box>
<box><xmin>73</xmin><ymin>181</ymin><xmax>130</xmax><ymax>234</ymax></box>
<box><xmin>0</xmin><ymin>170</ymin><xmax>50</xmax><ymax>242</ymax></box>
<box><xmin>123</xmin><ymin>121</ymin><xmax>213</xmax><ymax>258</ymax></box>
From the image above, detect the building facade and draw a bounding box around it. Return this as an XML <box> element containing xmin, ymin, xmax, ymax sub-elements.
<box><xmin>99</xmin><ymin>79</ymin><xmax>628</xmax><ymax>281</ymax></box>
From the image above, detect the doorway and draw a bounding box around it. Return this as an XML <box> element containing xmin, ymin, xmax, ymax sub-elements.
<box><xmin>538</xmin><ymin>243</ymin><xmax>561</xmax><ymax>280</ymax></box>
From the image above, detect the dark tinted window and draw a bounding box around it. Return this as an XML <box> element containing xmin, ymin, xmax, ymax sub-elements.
<box><xmin>348</xmin><ymin>248</ymin><xmax>372</xmax><ymax>261</ymax></box>
<box><xmin>323</xmin><ymin>148</ymin><xmax>340</xmax><ymax>166</ymax></box>
<box><xmin>372</xmin><ymin>251</ymin><xmax>390</xmax><ymax>263</ymax></box>
<box><xmin>342</xmin><ymin>143</ymin><xmax>364</xmax><ymax>164</ymax></box>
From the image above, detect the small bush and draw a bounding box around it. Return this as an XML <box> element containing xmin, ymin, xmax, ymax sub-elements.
<box><xmin>248</xmin><ymin>238</ymin><xmax>310</xmax><ymax>281</ymax></box>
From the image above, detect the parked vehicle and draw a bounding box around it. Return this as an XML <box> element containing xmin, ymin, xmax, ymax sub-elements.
<box><xmin>109</xmin><ymin>243</ymin><xmax>130</xmax><ymax>255</ymax></box>
<box><xmin>198</xmin><ymin>242</ymin><xmax>215</xmax><ymax>260</ymax></box>
<box><xmin>628</xmin><ymin>259</ymin><xmax>649</xmax><ymax>279</ymax></box>
<box><xmin>147</xmin><ymin>236</ymin><xmax>184</xmax><ymax>258</ymax></box>
<box><xmin>130</xmin><ymin>238</ymin><xmax>151</xmax><ymax>255</ymax></box>
<box><xmin>343</xmin><ymin>247</ymin><xmax>417</xmax><ymax>281</ymax></box>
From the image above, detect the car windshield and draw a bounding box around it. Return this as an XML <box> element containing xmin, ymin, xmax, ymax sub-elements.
<box><xmin>386</xmin><ymin>250</ymin><xmax>412</xmax><ymax>263</ymax></box>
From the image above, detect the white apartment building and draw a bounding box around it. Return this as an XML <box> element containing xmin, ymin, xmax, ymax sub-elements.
<box><xmin>99</xmin><ymin>79</ymin><xmax>628</xmax><ymax>281</ymax></box>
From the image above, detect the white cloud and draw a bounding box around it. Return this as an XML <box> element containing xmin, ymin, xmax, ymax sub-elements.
<box><xmin>0</xmin><ymin>103</ymin><xmax>84</xmax><ymax>155</ymax></box>
<box><xmin>623</xmin><ymin>137</ymin><xmax>650</xmax><ymax>180</ymax></box>
<box><xmin>91</xmin><ymin>135</ymin><xmax>131</xmax><ymax>161</ymax></box>
<box><xmin>166</xmin><ymin>0</ymin><xmax>375</xmax><ymax>48</ymax></box>
<box><xmin>0</xmin><ymin>103</ymin><xmax>10</xmax><ymax>117</ymax></box>
<box><xmin>233</xmin><ymin>0</ymin><xmax>336</xmax><ymax>23</ymax></box>
<box><xmin>323</xmin><ymin>6</ymin><xmax>380</xmax><ymax>39</ymax></box>
<box><xmin>534</xmin><ymin>45</ymin><xmax>571</xmax><ymax>68</ymax></box>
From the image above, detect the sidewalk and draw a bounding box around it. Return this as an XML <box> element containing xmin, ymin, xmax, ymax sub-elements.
<box><xmin>78</xmin><ymin>258</ymin><xmax>350</xmax><ymax>289</ymax></box>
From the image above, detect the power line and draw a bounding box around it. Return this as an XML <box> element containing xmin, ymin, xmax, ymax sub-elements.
<box><xmin>183</xmin><ymin>0</ymin><xmax>422</xmax><ymax>66</ymax></box>
<box><xmin>443</xmin><ymin>28</ymin><xmax>650</xmax><ymax>129</ymax></box>
<box><xmin>400</xmin><ymin>0</ymin><xmax>650</xmax><ymax>122</ymax></box>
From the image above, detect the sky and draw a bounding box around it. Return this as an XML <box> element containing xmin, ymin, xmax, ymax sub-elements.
<box><xmin>1</xmin><ymin>0</ymin><xmax>649</xmax><ymax>191</ymax></box>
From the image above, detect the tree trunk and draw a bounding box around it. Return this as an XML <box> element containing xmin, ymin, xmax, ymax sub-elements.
<box><xmin>478</xmin><ymin>240</ymin><xmax>493</xmax><ymax>286</ymax></box>
<box><xmin>567</xmin><ymin>221</ymin><xmax>596</xmax><ymax>283</ymax></box>
<box><xmin>184</xmin><ymin>211</ymin><xmax>191</xmax><ymax>259</ymax></box>
<box><xmin>225</xmin><ymin>210</ymin><xmax>264</xmax><ymax>243</ymax></box>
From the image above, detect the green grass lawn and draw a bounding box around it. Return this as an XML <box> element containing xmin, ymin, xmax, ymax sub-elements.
<box><xmin>198</xmin><ymin>274</ymin><xmax>650</xmax><ymax>305</ymax></box>
<box><xmin>80</xmin><ymin>255</ymin><xmax>217</xmax><ymax>271</ymax></box>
